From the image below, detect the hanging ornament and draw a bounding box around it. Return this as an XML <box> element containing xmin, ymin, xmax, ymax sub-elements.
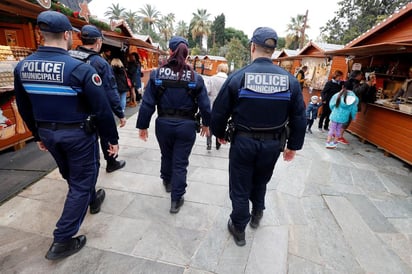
<box><xmin>36</xmin><ymin>0</ymin><xmax>51</xmax><ymax>9</ymax></box>
<box><xmin>79</xmin><ymin>0</ymin><xmax>91</xmax><ymax>23</ymax></box>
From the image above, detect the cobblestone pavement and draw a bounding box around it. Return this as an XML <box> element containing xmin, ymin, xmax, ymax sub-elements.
<box><xmin>0</xmin><ymin>113</ymin><xmax>411</xmax><ymax>274</ymax></box>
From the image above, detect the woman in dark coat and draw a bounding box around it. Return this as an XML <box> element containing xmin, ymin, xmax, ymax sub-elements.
<box><xmin>127</xmin><ymin>52</ymin><xmax>143</xmax><ymax>106</ymax></box>
<box><xmin>111</xmin><ymin>58</ymin><xmax>129</xmax><ymax>112</ymax></box>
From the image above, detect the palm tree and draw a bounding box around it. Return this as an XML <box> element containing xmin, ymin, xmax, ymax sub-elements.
<box><xmin>286</xmin><ymin>14</ymin><xmax>309</xmax><ymax>50</ymax></box>
<box><xmin>104</xmin><ymin>3</ymin><xmax>125</xmax><ymax>20</ymax></box>
<box><xmin>175</xmin><ymin>20</ymin><xmax>189</xmax><ymax>38</ymax></box>
<box><xmin>190</xmin><ymin>9</ymin><xmax>212</xmax><ymax>49</ymax></box>
<box><xmin>158</xmin><ymin>13</ymin><xmax>175</xmax><ymax>46</ymax></box>
<box><xmin>138</xmin><ymin>4</ymin><xmax>161</xmax><ymax>35</ymax></box>
<box><xmin>123</xmin><ymin>10</ymin><xmax>140</xmax><ymax>33</ymax></box>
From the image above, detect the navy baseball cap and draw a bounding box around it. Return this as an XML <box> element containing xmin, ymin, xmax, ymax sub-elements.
<box><xmin>81</xmin><ymin>25</ymin><xmax>105</xmax><ymax>39</ymax></box>
<box><xmin>169</xmin><ymin>36</ymin><xmax>189</xmax><ymax>51</ymax></box>
<box><xmin>37</xmin><ymin>11</ymin><xmax>78</xmax><ymax>33</ymax></box>
<box><xmin>250</xmin><ymin>27</ymin><xmax>278</xmax><ymax>49</ymax></box>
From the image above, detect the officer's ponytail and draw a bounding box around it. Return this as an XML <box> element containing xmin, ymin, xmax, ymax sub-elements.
<box><xmin>166</xmin><ymin>43</ymin><xmax>194</xmax><ymax>81</ymax></box>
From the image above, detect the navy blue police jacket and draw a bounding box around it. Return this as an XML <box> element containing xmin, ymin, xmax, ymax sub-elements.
<box><xmin>136</xmin><ymin>65</ymin><xmax>211</xmax><ymax>129</ymax></box>
<box><xmin>69</xmin><ymin>47</ymin><xmax>124</xmax><ymax>119</ymax></box>
<box><xmin>211</xmin><ymin>57</ymin><xmax>306</xmax><ymax>150</ymax></box>
<box><xmin>14</xmin><ymin>46</ymin><xmax>119</xmax><ymax>145</ymax></box>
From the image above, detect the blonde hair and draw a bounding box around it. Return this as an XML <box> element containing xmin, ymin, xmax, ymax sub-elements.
<box><xmin>217</xmin><ymin>63</ymin><xmax>229</xmax><ymax>73</ymax></box>
<box><xmin>111</xmin><ymin>58</ymin><xmax>124</xmax><ymax>68</ymax></box>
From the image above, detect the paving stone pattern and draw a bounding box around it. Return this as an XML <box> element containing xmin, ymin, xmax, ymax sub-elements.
<box><xmin>0</xmin><ymin>113</ymin><xmax>411</xmax><ymax>273</ymax></box>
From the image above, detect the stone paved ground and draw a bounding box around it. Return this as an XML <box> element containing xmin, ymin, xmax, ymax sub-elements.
<box><xmin>0</xmin><ymin>112</ymin><xmax>411</xmax><ymax>274</ymax></box>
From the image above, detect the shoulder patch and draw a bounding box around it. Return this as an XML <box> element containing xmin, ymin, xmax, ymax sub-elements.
<box><xmin>92</xmin><ymin>73</ymin><xmax>102</xmax><ymax>86</ymax></box>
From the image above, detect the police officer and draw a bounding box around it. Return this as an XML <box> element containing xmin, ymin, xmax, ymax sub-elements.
<box><xmin>136</xmin><ymin>36</ymin><xmax>211</xmax><ymax>214</ymax></box>
<box><xmin>70</xmin><ymin>25</ymin><xmax>126</xmax><ymax>173</ymax></box>
<box><xmin>14</xmin><ymin>11</ymin><xmax>120</xmax><ymax>260</ymax></box>
<box><xmin>211</xmin><ymin>27</ymin><xmax>306</xmax><ymax>246</ymax></box>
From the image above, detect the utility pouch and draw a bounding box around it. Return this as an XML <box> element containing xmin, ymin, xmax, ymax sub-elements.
<box><xmin>224</xmin><ymin>119</ymin><xmax>235</xmax><ymax>142</ymax></box>
<box><xmin>279</xmin><ymin>124</ymin><xmax>290</xmax><ymax>151</ymax></box>
<box><xmin>84</xmin><ymin>115</ymin><xmax>97</xmax><ymax>134</ymax></box>
<box><xmin>195</xmin><ymin>112</ymin><xmax>201</xmax><ymax>133</ymax></box>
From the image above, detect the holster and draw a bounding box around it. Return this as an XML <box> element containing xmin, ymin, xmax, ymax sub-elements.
<box><xmin>279</xmin><ymin>124</ymin><xmax>290</xmax><ymax>151</ymax></box>
<box><xmin>84</xmin><ymin>115</ymin><xmax>97</xmax><ymax>134</ymax></box>
<box><xmin>224</xmin><ymin>119</ymin><xmax>235</xmax><ymax>142</ymax></box>
<box><xmin>195</xmin><ymin>112</ymin><xmax>201</xmax><ymax>133</ymax></box>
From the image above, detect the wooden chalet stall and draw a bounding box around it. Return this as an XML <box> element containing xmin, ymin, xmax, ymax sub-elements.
<box><xmin>0</xmin><ymin>0</ymin><xmax>88</xmax><ymax>151</ymax></box>
<box><xmin>326</xmin><ymin>3</ymin><xmax>412</xmax><ymax>165</ymax></box>
<box><xmin>189</xmin><ymin>55</ymin><xmax>227</xmax><ymax>76</ymax></box>
<box><xmin>295</xmin><ymin>42</ymin><xmax>344</xmax><ymax>103</ymax></box>
<box><xmin>272</xmin><ymin>49</ymin><xmax>300</xmax><ymax>75</ymax></box>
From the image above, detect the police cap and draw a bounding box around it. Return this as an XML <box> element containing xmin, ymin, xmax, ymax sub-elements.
<box><xmin>37</xmin><ymin>11</ymin><xmax>78</xmax><ymax>33</ymax></box>
<box><xmin>81</xmin><ymin>25</ymin><xmax>105</xmax><ymax>39</ymax></box>
<box><xmin>250</xmin><ymin>27</ymin><xmax>278</xmax><ymax>49</ymax></box>
<box><xmin>169</xmin><ymin>36</ymin><xmax>189</xmax><ymax>51</ymax></box>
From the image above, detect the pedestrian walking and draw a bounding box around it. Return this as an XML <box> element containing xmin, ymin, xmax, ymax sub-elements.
<box><xmin>70</xmin><ymin>24</ymin><xmax>126</xmax><ymax>173</ymax></box>
<box><xmin>326</xmin><ymin>81</ymin><xmax>359</xmax><ymax>149</ymax></box>
<box><xmin>14</xmin><ymin>11</ymin><xmax>120</xmax><ymax>260</ymax></box>
<box><xmin>296</xmin><ymin>65</ymin><xmax>308</xmax><ymax>90</ymax></box>
<box><xmin>111</xmin><ymin>58</ymin><xmax>129</xmax><ymax>112</ymax></box>
<box><xmin>206</xmin><ymin>63</ymin><xmax>228</xmax><ymax>150</ymax></box>
<box><xmin>211</xmin><ymin>27</ymin><xmax>306</xmax><ymax>246</ymax></box>
<box><xmin>126</xmin><ymin>52</ymin><xmax>143</xmax><ymax>107</ymax></box>
<box><xmin>136</xmin><ymin>36</ymin><xmax>211</xmax><ymax>214</ymax></box>
<box><xmin>318</xmin><ymin>69</ymin><xmax>343</xmax><ymax>132</ymax></box>
<box><xmin>305</xmin><ymin>95</ymin><xmax>322</xmax><ymax>134</ymax></box>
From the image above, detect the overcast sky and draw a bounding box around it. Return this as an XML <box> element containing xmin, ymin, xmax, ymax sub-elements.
<box><xmin>88</xmin><ymin>0</ymin><xmax>340</xmax><ymax>40</ymax></box>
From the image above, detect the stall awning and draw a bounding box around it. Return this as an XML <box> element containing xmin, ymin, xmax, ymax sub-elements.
<box><xmin>102</xmin><ymin>31</ymin><xmax>158</xmax><ymax>52</ymax></box>
<box><xmin>325</xmin><ymin>42</ymin><xmax>412</xmax><ymax>56</ymax></box>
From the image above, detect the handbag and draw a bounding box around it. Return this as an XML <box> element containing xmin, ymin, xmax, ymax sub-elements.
<box><xmin>124</xmin><ymin>69</ymin><xmax>132</xmax><ymax>88</ymax></box>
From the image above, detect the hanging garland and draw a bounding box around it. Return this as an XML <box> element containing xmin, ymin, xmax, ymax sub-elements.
<box><xmin>26</xmin><ymin>0</ymin><xmax>112</xmax><ymax>31</ymax></box>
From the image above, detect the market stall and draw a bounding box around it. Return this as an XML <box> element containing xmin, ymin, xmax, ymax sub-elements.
<box><xmin>0</xmin><ymin>0</ymin><xmax>95</xmax><ymax>151</ymax></box>
<box><xmin>326</xmin><ymin>2</ymin><xmax>412</xmax><ymax>165</ymax></box>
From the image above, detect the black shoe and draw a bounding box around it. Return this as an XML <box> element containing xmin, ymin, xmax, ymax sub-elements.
<box><xmin>90</xmin><ymin>189</ymin><xmax>105</xmax><ymax>214</ymax></box>
<box><xmin>170</xmin><ymin>198</ymin><xmax>184</xmax><ymax>214</ymax></box>
<box><xmin>228</xmin><ymin>218</ymin><xmax>246</xmax><ymax>246</ymax></box>
<box><xmin>45</xmin><ymin>235</ymin><xmax>86</xmax><ymax>260</ymax></box>
<box><xmin>163</xmin><ymin>180</ymin><xmax>171</xmax><ymax>193</ymax></box>
<box><xmin>308</xmin><ymin>128</ymin><xmax>313</xmax><ymax>134</ymax></box>
<box><xmin>106</xmin><ymin>159</ymin><xmax>126</xmax><ymax>173</ymax></box>
<box><xmin>216</xmin><ymin>140</ymin><xmax>221</xmax><ymax>150</ymax></box>
<box><xmin>207</xmin><ymin>144</ymin><xmax>212</xmax><ymax>150</ymax></box>
<box><xmin>250</xmin><ymin>210</ymin><xmax>263</xmax><ymax>229</ymax></box>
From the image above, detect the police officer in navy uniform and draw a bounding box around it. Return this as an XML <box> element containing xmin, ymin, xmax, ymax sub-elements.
<box><xmin>70</xmin><ymin>25</ymin><xmax>126</xmax><ymax>173</ymax></box>
<box><xmin>14</xmin><ymin>11</ymin><xmax>120</xmax><ymax>260</ymax></box>
<box><xmin>211</xmin><ymin>27</ymin><xmax>306</xmax><ymax>246</ymax></box>
<box><xmin>136</xmin><ymin>36</ymin><xmax>211</xmax><ymax>214</ymax></box>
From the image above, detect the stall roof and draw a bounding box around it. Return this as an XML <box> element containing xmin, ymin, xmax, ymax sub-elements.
<box><xmin>102</xmin><ymin>31</ymin><xmax>157</xmax><ymax>52</ymax></box>
<box><xmin>326</xmin><ymin>42</ymin><xmax>412</xmax><ymax>56</ymax></box>
<box><xmin>345</xmin><ymin>2</ymin><xmax>412</xmax><ymax>48</ymax></box>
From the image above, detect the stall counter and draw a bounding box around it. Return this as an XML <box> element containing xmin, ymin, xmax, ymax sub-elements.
<box><xmin>347</xmin><ymin>102</ymin><xmax>412</xmax><ymax>165</ymax></box>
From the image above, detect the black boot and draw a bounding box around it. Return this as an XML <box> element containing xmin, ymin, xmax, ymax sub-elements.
<box><xmin>45</xmin><ymin>235</ymin><xmax>86</xmax><ymax>260</ymax></box>
<box><xmin>106</xmin><ymin>159</ymin><xmax>126</xmax><ymax>173</ymax></box>
<box><xmin>228</xmin><ymin>218</ymin><xmax>246</xmax><ymax>246</ymax></box>
<box><xmin>170</xmin><ymin>197</ymin><xmax>184</xmax><ymax>214</ymax></box>
<box><xmin>90</xmin><ymin>189</ymin><xmax>106</xmax><ymax>214</ymax></box>
<box><xmin>250</xmin><ymin>209</ymin><xmax>263</xmax><ymax>229</ymax></box>
<box><xmin>163</xmin><ymin>180</ymin><xmax>171</xmax><ymax>193</ymax></box>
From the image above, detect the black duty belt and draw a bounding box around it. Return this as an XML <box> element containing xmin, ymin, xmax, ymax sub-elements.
<box><xmin>157</xmin><ymin>108</ymin><xmax>195</xmax><ymax>120</ymax></box>
<box><xmin>236</xmin><ymin>131</ymin><xmax>281</xmax><ymax>140</ymax></box>
<box><xmin>37</xmin><ymin>122</ymin><xmax>84</xmax><ymax>130</ymax></box>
